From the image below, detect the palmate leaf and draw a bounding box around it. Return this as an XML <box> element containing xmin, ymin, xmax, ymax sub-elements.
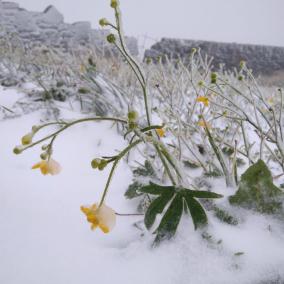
<box><xmin>133</xmin><ymin>160</ymin><xmax>157</xmax><ymax>178</ymax></box>
<box><xmin>229</xmin><ymin>159</ymin><xmax>284</xmax><ymax>214</ymax></box>
<box><xmin>154</xmin><ymin>194</ymin><xmax>183</xmax><ymax>243</ymax></box>
<box><xmin>124</xmin><ymin>181</ymin><xmax>143</xmax><ymax>199</ymax></box>
<box><xmin>139</xmin><ymin>182</ymin><xmax>223</xmax><ymax>243</ymax></box>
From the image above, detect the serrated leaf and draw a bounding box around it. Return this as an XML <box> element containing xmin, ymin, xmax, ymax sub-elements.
<box><xmin>139</xmin><ymin>181</ymin><xmax>173</xmax><ymax>195</ymax></box>
<box><xmin>133</xmin><ymin>160</ymin><xmax>157</xmax><ymax>178</ymax></box>
<box><xmin>124</xmin><ymin>181</ymin><xmax>143</xmax><ymax>199</ymax></box>
<box><xmin>229</xmin><ymin>159</ymin><xmax>284</xmax><ymax>214</ymax></box>
<box><xmin>154</xmin><ymin>194</ymin><xmax>183</xmax><ymax>243</ymax></box>
<box><xmin>144</xmin><ymin>191</ymin><xmax>175</xmax><ymax>230</ymax></box>
<box><xmin>203</xmin><ymin>171</ymin><xmax>223</xmax><ymax>178</ymax></box>
<box><xmin>185</xmin><ymin>196</ymin><xmax>208</xmax><ymax>230</ymax></box>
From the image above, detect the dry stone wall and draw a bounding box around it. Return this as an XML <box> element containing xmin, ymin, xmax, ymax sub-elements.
<box><xmin>0</xmin><ymin>0</ymin><xmax>138</xmax><ymax>55</ymax></box>
<box><xmin>145</xmin><ymin>38</ymin><xmax>284</xmax><ymax>75</ymax></box>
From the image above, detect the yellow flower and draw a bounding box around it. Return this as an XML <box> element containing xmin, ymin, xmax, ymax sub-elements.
<box><xmin>269</xmin><ymin>97</ymin><xmax>274</xmax><ymax>103</ymax></box>
<box><xmin>81</xmin><ymin>203</ymin><xmax>116</xmax><ymax>233</ymax></box>
<box><xmin>213</xmin><ymin>93</ymin><xmax>217</xmax><ymax>97</ymax></box>
<box><xmin>198</xmin><ymin>121</ymin><xmax>211</xmax><ymax>130</ymax></box>
<box><xmin>157</xmin><ymin>128</ymin><xmax>165</xmax><ymax>137</ymax></box>
<box><xmin>262</xmin><ymin>109</ymin><xmax>267</xmax><ymax>113</ymax></box>
<box><xmin>79</xmin><ymin>66</ymin><xmax>86</xmax><ymax>72</ymax></box>
<box><xmin>31</xmin><ymin>158</ymin><xmax>62</xmax><ymax>175</ymax></box>
<box><xmin>196</xmin><ymin>97</ymin><xmax>209</xmax><ymax>107</ymax></box>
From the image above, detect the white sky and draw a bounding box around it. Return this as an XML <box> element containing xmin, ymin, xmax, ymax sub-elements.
<box><xmin>14</xmin><ymin>0</ymin><xmax>284</xmax><ymax>52</ymax></box>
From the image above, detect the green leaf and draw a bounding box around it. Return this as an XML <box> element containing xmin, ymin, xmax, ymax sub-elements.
<box><xmin>144</xmin><ymin>190</ymin><xmax>175</xmax><ymax>230</ymax></box>
<box><xmin>185</xmin><ymin>196</ymin><xmax>208</xmax><ymax>230</ymax></box>
<box><xmin>154</xmin><ymin>194</ymin><xmax>183</xmax><ymax>243</ymax></box>
<box><xmin>222</xmin><ymin>146</ymin><xmax>234</xmax><ymax>156</ymax></box>
<box><xmin>124</xmin><ymin>181</ymin><xmax>143</xmax><ymax>199</ymax></box>
<box><xmin>133</xmin><ymin>160</ymin><xmax>157</xmax><ymax>178</ymax></box>
<box><xmin>140</xmin><ymin>125</ymin><xmax>163</xmax><ymax>132</ymax></box>
<box><xmin>183</xmin><ymin>160</ymin><xmax>200</xmax><ymax>168</ymax></box>
<box><xmin>229</xmin><ymin>159</ymin><xmax>284</xmax><ymax>214</ymax></box>
<box><xmin>203</xmin><ymin>171</ymin><xmax>222</xmax><ymax>178</ymax></box>
<box><xmin>139</xmin><ymin>181</ymin><xmax>173</xmax><ymax>195</ymax></box>
<box><xmin>236</xmin><ymin>158</ymin><xmax>246</xmax><ymax>167</ymax></box>
<box><xmin>186</xmin><ymin>190</ymin><xmax>223</xmax><ymax>199</ymax></box>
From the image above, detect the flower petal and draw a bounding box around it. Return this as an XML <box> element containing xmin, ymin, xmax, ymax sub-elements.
<box><xmin>31</xmin><ymin>162</ymin><xmax>41</xmax><ymax>169</ymax></box>
<box><xmin>98</xmin><ymin>204</ymin><xmax>116</xmax><ymax>233</ymax></box>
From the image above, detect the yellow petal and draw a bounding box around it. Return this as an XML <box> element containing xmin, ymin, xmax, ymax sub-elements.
<box><xmin>31</xmin><ymin>162</ymin><xmax>41</xmax><ymax>169</ymax></box>
<box><xmin>81</xmin><ymin>205</ymin><xmax>91</xmax><ymax>214</ymax></box>
<box><xmin>196</xmin><ymin>97</ymin><xmax>206</xmax><ymax>102</ymax></box>
<box><xmin>48</xmin><ymin>158</ymin><xmax>62</xmax><ymax>175</ymax></box>
<box><xmin>213</xmin><ymin>93</ymin><xmax>217</xmax><ymax>97</ymax></box>
<box><xmin>262</xmin><ymin>109</ymin><xmax>266</xmax><ymax>113</ymax></box>
<box><xmin>97</xmin><ymin>204</ymin><xmax>116</xmax><ymax>233</ymax></box>
<box><xmin>91</xmin><ymin>224</ymin><xmax>99</xmax><ymax>231</ymax></box>
<box><xmin>198</xmin><ymin>122</ymin><xmax>205</xmax><ymax>127</ymax></box>
<box><xmin>204</xmin><ymin>101</ymin><xmax>209</xmax><ymax>107</ymax></box>
<box><xmin>157</xmin><ymin>129</ymin><xmax>164</xmax><ymax>138</ymax></box>
<box><xmin>269</xmin><ymin>98</ymin><xmax>274</xmax><ymax>103</ymax></box>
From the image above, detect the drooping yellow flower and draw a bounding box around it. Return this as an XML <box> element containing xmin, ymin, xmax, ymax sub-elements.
<box><xmin>31</xmin><ymin>158</ymin><xmax>62</xmax><ymax>175</ymax></box>
<box><xmin>81</xmin><ymin>203</ymin><xmax>116</xmax><ymax>233</ymax></box>
<box><xmin>269</xmin><ymin>97</ymin><xmax>274</xmax><ymax>103</ymax></box>
<box><xmin>196</xmin><ymin>97</ymin><xmax>209</xmax><ymax>107</ymax></box>
<box><xmin>198</xmin><ymin>121</ymin><xmax>211</xmax><ymax>130</ymax></box>
<box><xmin>157</xmin><ymin>128</ymin><xmax>165</xmax><ymax>138</ymax></box>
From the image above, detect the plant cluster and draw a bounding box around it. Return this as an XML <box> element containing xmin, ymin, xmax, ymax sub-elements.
<box><xmin>10</xmin><ymin>0</ymin><xmax>284</xmax><ymax>243</ymax></box>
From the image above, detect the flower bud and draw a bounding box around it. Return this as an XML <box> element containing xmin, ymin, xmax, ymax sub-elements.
<box><xmin>42</xmin><ymin>144</ymin><xmax>48</xmax><ymax>150</ymax></box>
<box><xmin>32</xmin><ymin>125</ymin><xmax>40</xmax><ymax>132</ymax></box>
<box><xmin>91</xmin><ymin>158</ymin><xmax>101</xmax><ymax>169</ymax></box>
<box><xmin>99</xmin><ymin>18</ymin><xmax>108</xmax><ymax>26</ymax></box>
<box><xmin>176</xmin><ymin>59</ymin><xmax>181</xmax><ymax>64</ymax></box>
<box><xmin>211</xmin><ymin>73</ymin><xmax>217</xmax><ymax>79</ymax></box>
<box><xmin>146</xmin><ymin>58</ymin><xmax>152</xmax><ymax>64</ymax></box>
<box><xmin>128</xmin><ymin>121</ymin><xmax>138</xmax><ymax>131</ymax></box>
<box><xmin>238</xmin><ymin>75</ymin><xmax>244</xmax><ymax>81</ymax></box>
<box><xmin>157</xmin><ymin>56</ymin><xmax>161</xmax><ymax>60</ymax></box>
<box><xmin>13</xmin><ymin>146</ymin><xmax>23</xmax><ymax>155</ymax></box>
<box><xmin>198</xmin><ymin>115</ymin><xmax>202</xmax><ymax>119</ymax></box>
<box><xmin>98</xmin><ymin>159</ymin><xmax>107</xmax><ymax>171</ymax></box>
<box><xmin>110</xmin><ymin>0</ymin><xmax>119</xmax><ymax>8</ymax></box>
<box><xmin>127</xmin><ymin>111</ymin><xmax>139</xmax><ymax>121</ymax></box>
<box><xmin>106</xmin><ymin>34</ymin><xmax>116</xmax><ymax>44</ymax></box>
<box><xmin>191</xmin><ymin>48</ymin><xmax>196</xmax><ymax>53</ymax></box>
<box><xmin>162</xmin><ymin>54</ymin><xmax>168</xmax><ymax>59</ymax></box>
<box><xmin>197</xmin><ymin>47</ymin><xmax>200</xmax><ymax>51</ymax></box>
<box><xmin>198</xmin><ymin>81</ymin><xmax>203</xmax><ymax>86</ymax></box>
<box><xmin>211</xmin><ymin>79</ymin><xmax>216</xmax><ymax>84</ymax></box>
<box><xmin>21</xmin><ymin>132</ymin><xmax>34</xmax><ymax>145</ymax></box>
<box><xmin>46</xmin><ymin>147</ymin><xmax>53</xmax><ymax>156</ymax></box>
<box><xmin>240</xmin><ymin>61</ymin><xmax>245</xmax><ymax>67</ymax></box>
<box><xmin>40</xmin><ymin>152</ymin><xmax>48</xmax><ymax>160</ymax></box>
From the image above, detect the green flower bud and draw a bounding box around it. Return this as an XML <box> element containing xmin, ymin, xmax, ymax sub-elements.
<box><xmin>91</xmin><ymin>158</ymin><xmax>101</xmax><ymax>169</ymax></box>
<box><xmin>240</xmin><ymin>61</ymin><xmax>245</xmax><ymax>67</ymax></box>
<box><xmin>238</xmin><ymin>75</ymin><xmax>244</xmax><ymax>81</ymax></box>
<box><xmin>106</xmin><ymin>34</ymin><xmax>116</xmax><ymax>44</ymax></box>
<box><xmin>146</xmin><ymin>58</ymin><xmax>152</xmax><ymax>64</ymax></box>
<box><xmin>40</xmin><ymin>152</ymin><xmax>48</xmax><ymax>160</ymax></box>
<box><xmin>198</xmin><ymin>81</ymin><xmax>203</xmax><ymax>86</ymax></box>
<box><xmin>191</xmin><ymin>48</ymin><xmax>196</xmax><ymax>53</ymax></box>
<box><xmin>32</xmin><ymin>125</ymin><xmax>40</xmax><ymax>132</ymax></box>
<box><xmin>110</xmin><ymin>0</ymin><xmax>119</xmax><ymax>8</ymax></box>
<box><xmin>211</xmin><ymin>79</ymin><xmax>216</xmax><ymax>84</ymax></box>
<box><xmin>41</xmin><ymin>144</ymin><xmax>48</xmax><ymax>150</ymax></box>
<box><xmin>152</xmin><ymin>107</ymin><xmax>157</xmax><ymax>111</ymax></box>
<box><xmin>98</xmin><ymin>159</ymin><xmax>107</xmax><ymax>171</ymax></box>
<box><xmin>176</xmin><ymin>59</ymin><xmax>181</xmax><ymax>64</ymax></box>
<box><xmin>157</xmin><ymin>56</ymin><xmax>161</xmax><ymax>60</ymax></box>
<box><xmin>13</xmin><ymin>147</ymin><xmax>23</xmax><ymax>155</ymax></box>
<box><xmin>197</xmin><ymin>47</ymin><xmax>200</xmax><ymax>51</ymax></box>
<box><xmin>21</xmin><ymin>132</ymin><xmax>34</xmax><ymax>145</ymax></box>
<box><xmin>162</xmin><ymin>54</ymin><xmax>168</xmax><ymax>59</ymax></box>
<box><xmin>99</xmin><ymin>18</ymin><xmax>107</xmax><ymax>26</ymax></box>
<box><xmin>198</xmin><ymin>114</ymin><xmax>202</xmax><ymax>119</ymax></box>
<box><xmin>128</xmin><ymin>121</ymin><xmax>138</xmax><ymax>131</ymax></box>
<box><xmin>211</xmin><ymin>73</ymin><xmax>217</xmax><ymax>79</ymax></box>
<box><xmin>127</xmin><ymin>111</ymin><xmax>139</xmax><ymax>121</ymax></box>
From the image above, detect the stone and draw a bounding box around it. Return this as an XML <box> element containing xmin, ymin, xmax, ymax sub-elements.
<box><xmin>41</xmin><ymin>6</ymin><xmax>63</xmax><ymax>25</ymax></box>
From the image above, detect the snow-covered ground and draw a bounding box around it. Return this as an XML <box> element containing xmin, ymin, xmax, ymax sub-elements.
<box><xmin>1</xmin><ymin>86</ymin><xmax>284</xmax><ymax>284</ymax></box>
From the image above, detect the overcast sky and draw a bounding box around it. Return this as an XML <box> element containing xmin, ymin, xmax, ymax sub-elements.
<box><xmin>15</xmin><ymin>0</ymin><xmax>284</xmax><ymax>52</ymax></box>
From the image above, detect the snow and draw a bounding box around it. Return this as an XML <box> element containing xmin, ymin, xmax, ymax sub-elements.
<box><xmin>1</xmin><ymin>86</ymin><xmax>284</xmax><ymax>284</ymax></box>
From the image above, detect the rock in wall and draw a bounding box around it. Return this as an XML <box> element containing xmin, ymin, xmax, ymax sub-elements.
<box><xmin>0</xmin><ymin>0</ymin><xmax>138</xmax><ymax>55</ymax></box>
<box><xmin>144</xmin><ymin>38</ymin><xmax>284</xmax><ymax>75</ymax></box>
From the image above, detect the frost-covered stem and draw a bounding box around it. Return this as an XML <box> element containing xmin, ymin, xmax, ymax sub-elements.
<box><xmin>265</xmin><ymin>142</ymin><xmax>284</xmax><ymax>170</ymax></box>
<box><xmin>150</xmin><ymin>62</ymin><xmax>170</xmax><ymax>93</ymax></box>
<box><xmin>270</xmin><ymin>107</ymin><xmax>284</xmax><ymax>160</ymax></box>
<box><xmin>241</xmin><ymin>122</ymin><xmax>251</xmax><ymax>166</ymax></box>
<box><xmin>243</xmin><ymin>65</ymin><xmax>263</xmax><ymax>100</ymax></box>
<box><xmin>18</xmin><ymin>117</ymin><xmax>127</xmax><ymax>153</ymax></box>
<box><xmin>114</xmin><ymin>7</ymin><xmax>145</xmax><ymax>85</ymax></box>
<box><xmin>99</xmin><ymin>139</ymin><xmax>143</xmax><ymax>207</ymax></box>
<box><xmin>155</xmin><ymin>146</ymin><xmax>177</xmax><ymax>186</ymax></box>
<box><xmin>249</xmin><ymin>87</ymin><xmax>262</xmax><ymax>135</ymax></box>
<box><xmin>145</xmin><ymin>136</ymin><xmax>183</xmax><ymax>184</ymax></box>
<box><xmin>208</xmin><ymin>100</ymin><xmax>246</xmax><ymax>119</ymax></box>
<box><xmin>260</xmin><ymin>124</ymin><xmax>274</xmax><ymax>160</ymax></box>
<box><xmin>279</xmin><ymin>88</ymin><xmax>283</xmax><ymax>142</ymax></box>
